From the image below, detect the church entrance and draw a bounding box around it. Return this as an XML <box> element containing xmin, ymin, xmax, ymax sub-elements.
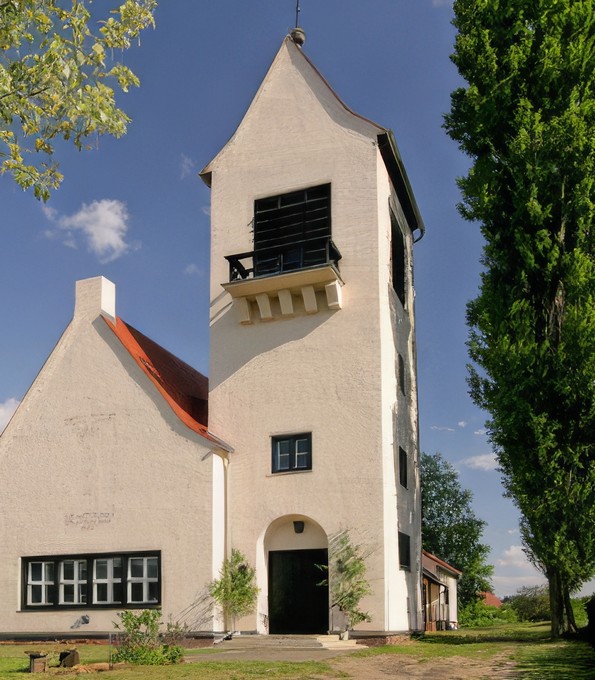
<box><xmin>268</xmin><ymin>549</ymin><xmax>328</xmax><ymax>634</ymax></box>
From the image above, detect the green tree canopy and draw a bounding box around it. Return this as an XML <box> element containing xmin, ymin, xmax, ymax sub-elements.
<box><xmin>0</xmin><ymin>0</ymin><xmax>156</xmax><ymax>200</ymax></box>
<box><xmin>420</xmin><ymin>452</ymin><xmax>493</xmax><ymax>606</ymax></box>
<box><xmin>445</xmin><ymin>0</ymin><xmax>595</xmax><ymax>636</ymax></box>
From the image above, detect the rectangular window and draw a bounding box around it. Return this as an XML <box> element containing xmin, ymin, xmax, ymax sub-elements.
<box><xmin>399</xmin><ymin>447</ymin><xmax>408</xmax><ymax>489</ymax></box>
<box><xmin>60</xmin><ymin>559</ymin><xmax>87</xmax><ymax>605</ymax></box>
<box><xmin>398</xmin><ymin>354</ymin><xmax>406</xmax><ymax>395</ymax></box>
<box><xmin>22</xmin><ymin>552</ymin><xmax>160</xmax><ymax>610</ymax></box>
<box><xmin>391</xmin><ymin>210</ymin><xmax>406</xmax><ymax>306</ymax></box>
<box><xmin>128</xmin><ymin>556</ymin><xmax>159</xmax><ymax>604</ymax></box>
<box><xmin>272</xmin><ymin>433</ymin><xmax>312</xmax><ymax>473</ymax></box>
<box><xmin>93</xmin><ymin>557</ymin><xmax>122</xmax><ymax>605</ymax></box>
<box><xmin>254</xmin><ymin>184</ymin><xmax>334</xmax><ymax>276</ymax></box>
<box><xmin>27</xmin><ymin>561</ymin><xmax>54</xmax><ymax>606</ymax></box>
<box><xmin>398</xmin><ymin>531</ymin><xmax>411</xmax><ymax>570</ymax></box>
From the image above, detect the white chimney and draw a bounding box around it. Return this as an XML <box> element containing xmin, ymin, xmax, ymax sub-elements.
<box><xmin>74</xmin><ymin>276</ymin><xmax>116</xmax><ymax>324</ymax></box>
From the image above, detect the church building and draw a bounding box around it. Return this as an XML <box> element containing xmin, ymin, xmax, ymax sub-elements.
<box><xmin>0</xmin><ymin>29</ymin><xmax>425</xmax><ymax>638</ymax></box>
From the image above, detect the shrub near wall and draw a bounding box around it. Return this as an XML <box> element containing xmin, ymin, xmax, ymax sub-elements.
<box><xmin>459</xmin><ymin>601</ymin><xmax>518</xmax><ymax>628</ymax></box>
<box><xmin>112</xmin><ymin>610</ymin><xmax>184</xmax><ymax>665</ymax></box>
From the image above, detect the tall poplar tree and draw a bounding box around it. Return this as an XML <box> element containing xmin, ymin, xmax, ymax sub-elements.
<box><xmin>445</xmin><ymin>0</ymin><xmax>595</xmax><ymax>636</ymax></box>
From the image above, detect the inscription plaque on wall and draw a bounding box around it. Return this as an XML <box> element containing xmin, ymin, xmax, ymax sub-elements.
<box><xmin>64</xmin><ymin>512</ymin><xmax>114</xmax><ymax>530</ymax></box>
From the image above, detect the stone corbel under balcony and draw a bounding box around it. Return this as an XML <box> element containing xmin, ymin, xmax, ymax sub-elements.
<box><xmin>222</xmin><ymin>265</ymin><xmax>343</xmax><ymax>324</ymax></box>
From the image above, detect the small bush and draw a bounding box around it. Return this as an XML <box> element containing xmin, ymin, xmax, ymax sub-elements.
<box><xmin>112</xmin><ymin>610</ymin><xmax>184</xmax><ymax>665</ymax></box>
<box><xmin>459</xmin><ymin>600</ymin><xmax>517</xmax><ymax>627</ymax></box>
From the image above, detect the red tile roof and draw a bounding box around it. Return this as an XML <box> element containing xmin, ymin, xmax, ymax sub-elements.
<box><xmin>481</xmin><ymin>592</ymin><xmax>503</xmax><ymax>608</ymax></box>
<box><xmin>103</xmin><ymin>316</ymin><xmax>229</xmax><ymax>448</ymax></box>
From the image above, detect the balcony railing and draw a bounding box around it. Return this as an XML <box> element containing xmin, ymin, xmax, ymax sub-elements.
<box><xmin>224</xmin><ymin>237</ymin><xmax>342</xmax><ymax>282</ymax></box>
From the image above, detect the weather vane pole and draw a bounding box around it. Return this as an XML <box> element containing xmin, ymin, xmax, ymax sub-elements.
<box><xmin>295</xmin><ymin>0</ymin><xmax>301</xmax><ymax>28</ymax></box>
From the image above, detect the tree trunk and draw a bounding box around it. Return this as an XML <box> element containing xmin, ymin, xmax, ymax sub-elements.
<box><xmin>563</xmin><ymin>586</ymin><xmax>577</xmax><ymax>634</ymax></box>
<box><xmin>548</xmin><ymin>569</ymin><xmax>565</xmax><ymax>638</ymax></box>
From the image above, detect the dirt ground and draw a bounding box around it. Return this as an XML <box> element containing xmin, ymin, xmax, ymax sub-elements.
<box><xmin>330</xmin><ymin>650</ymin><xmax>518</xmax><ymax>679</ymax></box>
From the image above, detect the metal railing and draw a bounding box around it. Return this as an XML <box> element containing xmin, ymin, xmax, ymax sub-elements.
<box><xmin>224</xmin><ymin>237</ymin><xmax>342</xmax><ymax>282</ymax></box>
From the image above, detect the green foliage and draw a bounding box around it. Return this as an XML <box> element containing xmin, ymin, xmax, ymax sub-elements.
<box><xmin>112</xmin><ymin>609</ymin><xmax>184</xmax><ymax>665</ymax></box>
<box><xmin>506</xmin><ymin>585</ymin><xmax>551</xmax><ymax>623</ymax></box>
<box><xmin>318</xmin><ymin>530</ymin><xmax>372</xmax><ymax>630</ymax></box>
<box><xmin>445</xmin><ymin>0</ymin><xmax>595</xmax><ymax>636</ymax></box>
<box><xmin>459</xmin><ymin>600</ymin><xmax>517</xmax><ymax>628</ymax></box>
<box><xmin>420</xmin><ymin>452</ymin><xmax>493</xmax><ymax>606</ymax></box>
<box><xmin>0</xmin><ymin>0</ymin><xmax>156</xmax><ymax>200</ymax></box>
<box><xmin>209</xmin><ymin>549</ymin><xmax>259</xmax><ymax>630</ymax></box>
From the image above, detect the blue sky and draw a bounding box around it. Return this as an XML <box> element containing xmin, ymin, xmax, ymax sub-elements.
<box><xmin>1</xmin><ymin>0</ymin><xmax>591</xmax><ymax>598</ymax></box>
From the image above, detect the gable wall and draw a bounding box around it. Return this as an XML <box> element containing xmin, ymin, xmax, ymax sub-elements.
<box><xmin>0</xmin><ymin>308</ymin><xmax>218</xmax><ymax>633</ymax></box>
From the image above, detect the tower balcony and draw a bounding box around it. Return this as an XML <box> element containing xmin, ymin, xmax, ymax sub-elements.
<box><xmin>222</xmin><ymin>238</ymin><xmax>343</xmax><ymax>323</ymax></box>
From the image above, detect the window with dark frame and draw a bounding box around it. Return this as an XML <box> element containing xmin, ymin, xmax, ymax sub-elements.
<box><xmin>398</xmin><ymin>531</ymin><xmax>411</xmax><ymax>570</ymax></box>
<box><xmin>390</xmin><ymin>210</ymin><xmax>406</xmax><ymax>305</ymax></box>
<box><xmin>22</xmin><ymin>551</ymin><xmax>161</xmax><ymax>610</ymax></box>
<box><xmin>254</xmin><ymin>185</ymin><xmax>332</xmax><ymax>276</ymax></box>
<box><xmin>398</xmin><ymin>354</ymin><xmax>406</xmax><ymax>395</ymax></box>
<box><xmin>272</xmin><ymin>433</ymin><xmax>312</xmax><ymax>473</ymax></box>
<box><xmin>399</xmin><ymin>447</ymin><xmax>408</xmax><ymax>489</ymax></box>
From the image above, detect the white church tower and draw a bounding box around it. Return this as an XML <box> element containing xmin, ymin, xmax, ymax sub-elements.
<box><xmin>202</xmin><ymin>31</ymin><xmax>425</xmax><ymax>635</ymax></box>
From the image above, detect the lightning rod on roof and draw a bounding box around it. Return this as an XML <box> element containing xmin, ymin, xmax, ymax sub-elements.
<box><xmin>290</xmin><ymin>0</ymin><xmax>306</xmax><ymax>46</ymax></box>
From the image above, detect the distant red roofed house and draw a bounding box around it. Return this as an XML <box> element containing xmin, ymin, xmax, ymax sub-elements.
<box><xmin>481</xmin><ymin>591</ymin><xmax>503</xmax><ymax>608</ymax></box>
<box><xmin>422</xmin><ymin>550</ymin><xmax>462</xmax><ymax>631</ymax></box>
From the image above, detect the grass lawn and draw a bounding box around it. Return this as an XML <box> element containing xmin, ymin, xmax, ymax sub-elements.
<box><xmin>0</xmin><ymin>623</ymin><xmax>592</xmax><ymax>678</ymax></box>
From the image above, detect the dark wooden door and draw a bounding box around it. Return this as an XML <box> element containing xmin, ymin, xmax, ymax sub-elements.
<box><xmin>268</xmin><ymin>549</ymin><xmax>328</xmax><ymax>634</ymax></box>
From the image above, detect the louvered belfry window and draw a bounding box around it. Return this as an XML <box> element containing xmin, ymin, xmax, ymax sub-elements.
<box><xmin>253</xmin><ymin>184</ymin><xmax>331</xmax><ymax>276</ymax></box>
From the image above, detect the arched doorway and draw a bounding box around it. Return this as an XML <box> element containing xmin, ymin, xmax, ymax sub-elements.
<box><xmin>264</xmin><ymin>516</ymin><xmax>328</xmax><ymax>634</ymax></box>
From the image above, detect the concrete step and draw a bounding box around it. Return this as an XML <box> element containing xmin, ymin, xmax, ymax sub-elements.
<box><xmin>316</xmin><ymin>634</ymin><xmax>366</xmax><ymax>650</ymax></box>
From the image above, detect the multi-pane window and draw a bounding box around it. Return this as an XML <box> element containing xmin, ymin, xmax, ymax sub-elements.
<box><xmin>398</xmin><ymin>531</ymin><xmax>411</xmax><ymax>570</ymax></box>
<box><xmin>60</xmin><ymin>560</ymin><xmax>87</xmax><ymax>605</ymax></box>
<box><xmin>254</xmin><ymin>184</ymin><xmax>333</xmax><ymax>276</ymax></box>
<box><xmin>399</xmin><ymin>447</ymin><xmax>408</xmax><ymax>489</ymax></box>
<box><xmin>22</xmin><ymin>552</ymin><xmax>160</xmax><ymax>610</ymax></box>
<box><xmin>27</xmin><ymin>561</ymin><xmax>54</xmax><ymax>606</ymax></box>
<box><xmin>93</xmin><ymin>557</ymin><xmax>123</xmax><ymax>605</ymax></box>
<box><xmin>128</xmin><ymin>556</ymin><xmax>159</xmax><ymax>604</ymax></box>
<box><xmin>272</xmin><ymin>433</ymin><xmax>312</xmax><ymax>473</ymax></box>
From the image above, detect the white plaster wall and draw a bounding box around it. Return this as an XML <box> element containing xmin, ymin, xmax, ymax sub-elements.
<box><xmin>207</xmin><ymin>40</ymin><xmax>421</xmax><ymax>632</ymax></box>
<box><xmin>0</xmin><ymin>281</ymin><xmax>217</xmax><ymax>633</ymax></box>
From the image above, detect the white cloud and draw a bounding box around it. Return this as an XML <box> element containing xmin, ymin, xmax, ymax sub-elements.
<box><xmin>459</xmin><ymin>453</ymin><xmax>497</xmax><ymax>471</ymax></box>
<box><xmin>184</xmin><ymin>263</ymin><xmax>204</xmax><ymax>276</ymax></box>
<box><xmin>458</xmin><ymin>420</ymin><xmax>467</xmax><ymax>428</ymax></box>
<box><xmin>43</xmin><ymin>199</ymin><xmax>135</xmax><ymax>263</ymax></box>
<box><xmin>430</xmin><ymin>425</ymin><xmax>455</xmax><ymax>432</ymax></box>
<box><xmin>498</xmin><ymin>545</ymin><xmax>534</xmax><ymax>570</ymax></box>
<box><xmin>0</xmin><ymin>397</ymin><xmax>20</xmax><ymax>432</ymax></box>
<box><xmin>474</xmin><ymin>428</ymin><xmax>487</xmax><ymax>436</ymax></box>
<box><xmin>201</xmin><ymin>206</ymin><xmax>211</xmax><ymax>216</ymax></box>
<box><xmin>180</xmin><ymin>153</ymin><xmax>196</xmax><ymax>180</ymax></box>
<box><xmin>507</xmin><ymin>528</ymin><xmax>520</xmax><ymax>535</ymax></box>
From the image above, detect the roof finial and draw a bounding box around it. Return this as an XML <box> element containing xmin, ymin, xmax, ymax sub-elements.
<box><xmin>290</xmin><ymin>0</ymin><xmax>306</xmax><ymax>46</ymax></box>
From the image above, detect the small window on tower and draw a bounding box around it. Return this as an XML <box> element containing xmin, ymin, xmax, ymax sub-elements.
<box><xmin>272</xmin><ymin>433</ymin><xmax>312</xmax><ymax>473</ymax></box>
<box><xmin>391</xmin><ymin>211</ymin><xmax>406</xmax><ymax>305</ymax></box>
<box><xmin>399</xmin><ymin>447</ymin><xmax>408</xmax><ymax>489</ymax></box>
<box><xmin>398</xmin><ymin>531</ymin><xmax>411</xmax><ymax>570</ymax></box>
<box><xmin>398</xmin><ymin>354</ymin><xmax>406</xmax><ymax>395</ymax></box>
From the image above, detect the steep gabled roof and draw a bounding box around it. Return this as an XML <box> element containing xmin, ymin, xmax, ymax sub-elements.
<box><xmin>200</xmin><ymin>36</ymin><xmax>424</xmax><ymax>239</ymax></box>
<box><xmin>103</xmin><ymin>316</ymin><xmax>230</xmax><ymax>450</ymax></box>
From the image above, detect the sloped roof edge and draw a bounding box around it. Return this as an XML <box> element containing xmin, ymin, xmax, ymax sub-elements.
<box><xmin>423</xmin><ymin>550</ymin><xmax>462</xmax><ymax>576</ymax></box>
<box><xmin>103</xmin><ymin>316</ymin><xmax>231</xmax><ymax>451</ymax></box>
<box><xmin>200</xmin><ymin>36</ymin><xmax>425</xmax><ymax>240</ymax></box>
